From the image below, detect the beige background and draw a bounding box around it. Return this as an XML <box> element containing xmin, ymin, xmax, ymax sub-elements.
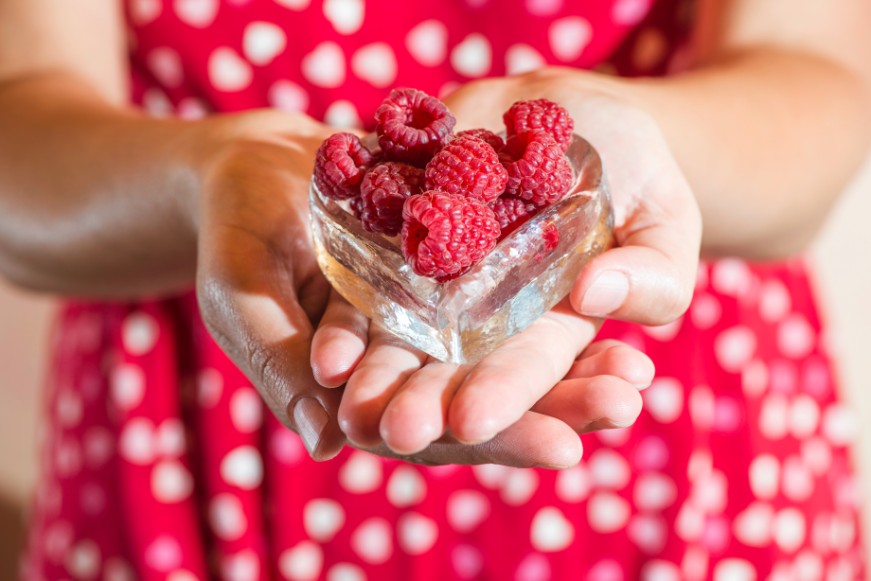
<box><xmin>0</xmin><ymin>161</ymin><xmax>869</xmax><ymax>574</ymax></box>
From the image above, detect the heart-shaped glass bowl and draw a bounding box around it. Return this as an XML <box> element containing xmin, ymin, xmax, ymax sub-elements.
<box><xmin>310</xmin><ymin>134</ymin><xmax>614</xmax><ymax>364</ymax></box>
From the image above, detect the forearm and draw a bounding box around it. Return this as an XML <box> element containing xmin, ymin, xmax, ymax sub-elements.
<box><xmin>0</xmin><ymin>73</ymin><xmax>202</xmax><ymax>297</ymax></box>
<box><xmin>627</xmin><ymin>49</ymin><xmax>871</xmax><ymax>259</ymax></box>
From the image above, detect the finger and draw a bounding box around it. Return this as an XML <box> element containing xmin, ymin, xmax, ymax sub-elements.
<box><xmin>447</xmin><ymin>299</ymin><xmax>598</xmax><ymax>444</ymax></box>
<box><xmin>533</xmin><ymin>375</ymin><xmax>644</xmax><ymax>432</ymax></box>
<box><xmin>369</xmin><ymin>411</ymin><xmax>583</xmax><ymax>469</ymax></box>
<box><xmin>311</xmin><ymin>290</ymin><xmax>370</xmax><ymax>388</ymax></box>
<box><xmin>571</xmin><ymin>182</ymin><xmax>702</xmax><ymax>326</ymax></box>
<box><xmin>338</xmin><ymin>325</ymin><xmax>427</xmax><ymax>448</ymax></box>
<box><xmin>198</xmin><ymin>226</ymin><xmax>346</xmax><ymax>461</ymax></box>
<box><xmin>379</xmin><ymin>362</ymin><xmax>469</xmax><ymax>455</ymax></box>
<box><xmin>566</xmin><ymin>340</ymin><xmax>655</xmax><ymax>389</ymax></box>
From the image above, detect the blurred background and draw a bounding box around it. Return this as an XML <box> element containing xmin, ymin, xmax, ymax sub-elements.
<box><xmin>1</xmin><ymin>160</ymin><xmax>869</xmax><ymax>576</ymax></box>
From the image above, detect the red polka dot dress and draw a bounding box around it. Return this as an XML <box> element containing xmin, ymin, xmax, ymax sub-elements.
<box><xmin>23</xmin><ymin>1</ymin><xmax>866</xmax><ymax>580</ymax></box>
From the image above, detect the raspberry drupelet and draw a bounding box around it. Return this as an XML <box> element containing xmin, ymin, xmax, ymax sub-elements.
<box><xmin>375</xmin><ymin>88</ymin><xmax>456</xmax><ymax>166</ymax></box>
<box><xmin>455</xmin><ymin>128</ymin><xmax>505</xmax><ymax>151</ymax></box>
<box><xmin>424</xmin><ymin>136</ymin><xmax>508</xmax><ymax>203</ymax></box>
<box><xmin>491</xmin><ymin>195</ymin><xmax>537</xmax><ymax>239</ymax></box>
<box><xmin>359</xmin><ymin>162</ymin><xmax>424</xmax><ymax>236</ymax></box>
<box><xmin>312</xmin><ymin>132</ymin><xmax>375</xmax><ymax>200</ymax></box>
<box><xmin>503</xmin><ymin>98</ymin><xmax>574</xmax><ymax>152</ymax></box>
<box><xmin>401</xmin><ymin>191</ymin><xmax>501</xmax><ymax>281</ymax></box>
<box><xmin>500</xmin><ymin>130</ymin><xmax>574</xmax><ymax>208</ymax></box>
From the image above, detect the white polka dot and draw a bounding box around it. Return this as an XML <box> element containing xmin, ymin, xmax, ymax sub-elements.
<box><xmin>555</xmin><ymin>465</ymin><xmax>591</xmax><ymax>503</ymax></box>
<box><xmin>500</xmin><ymin>468</ymin><xmax>539</xmax><ymax>505</ymax></box>
<box><xmin>275</xmin><ymin>0</ymin><xmax>310</xmax><ymax>9</ymax></box>
<box><xmin>472</xmin><ymin>463</ymin><xmax>509</xmax><ymax>488</ymax></box>
<box><xmin>178</xmin><ymin>97</ymin><xmax>209</xmax><ymax>119</ymax></box>
<box><xmin>782</xmin><ymin>454</ymin><xmax>815</xmax><ymax>502</ymax></box>
<box><xmin>405</xmin><ymin>19</ymin><xmax>448</xmax><ymax>67</ymax></box>
<box><xmin>627</xmin><ymin>514</ymin><xmax>667</xmax><ymax>555</ymax></box>
<box><xmin>452</xmin><ymin>544</ymin><xmax>483</xmax><ymax>579</ymax></box>
<box><xmin>643</xmin><ymin>377</ymin><xmax>684</xmax><ymax>423</ymax></box>
<box><xmin>323</xmin><ymin>0</ymin><xmax>364</xmax><ymax>34</ymax></box>
<box><xmin>712</xmin><ymin>395</ymin><xmax>742</xmax><ymax>432</ymax></box>
<box><xmin>209</xmin><ymin>494</ymin><xmax>247</xmax><ymax>541</ymax></box>
<box><xmin>326</xmin><ymin>563</ymin><xmax>366</xmax><ymax>581</ymax></box>
<box><xmin>759</xmin><ymin>393</ymin><xmax>789</xmax><ymax>440</ymax></box>
<box><xmin>711</xmin><ymin>259</ymin><xmax>754</xmax><ymax>297</ymax></box>
<box><xmin>633</xmin><ymin>472</ymin><xmax>677</xmax><ymax>512</ymax></box>
<box><xmin>778</xmin><ymin>314</ymin><xmax>815</xmax><ymax>359</ymax></box>
<box><xmin>147</xmin><ymin>48</ymin><xmax>184</xmax><ymax>87</ymax></box>
<box><xmin>279</xmin><ymin>541</ymin><xmax>323</xmax><ymax>581</ymax></box>
<box><xmin>56</xmin><ymin>389</ymin><xmax>83</xmax><ymax>428</ymax></box>
<box><xmin>223</xmin><ymin>550</ymin><xmax>260</xmax><ymax>581</ymax></box>
<box><xmin>220</xmin><ymin>446</ymin><xmax>263</xmax><ymax>490</ymax></box>
<box><xmin>801</xmin><ymin>437</ymin><xmax>832</xmax><ymax>476</ymax></box>
<box><xmin>759</xmin><ymin>279</ymin><xmax>791</xmax><ymax>322</ymax></box>
<box><xmin>828</xmin><ymin>512</ymin><xmax>855</xmax><ymax>554</ymax></box>
<box><xmin>351</xmin><ymin>518</ymin><xmax>392</xmax><ymax>564</ymax></box>
<box><xmin>269</xmin><ymin>80</ymin><xmax>310</xmax><ymax>113</ymax></box>
<box><xmin>822</xmin><ymin>404</ymin><xmax>858</xmax><ymax>446</ymax></box>
<box><xmin>386</xmin><ymin>465</ymin><xmax>426</xmax><ymax>507</ymax></box>
<box><xmin>44</xmin><ymin>520</ymin><xmax>74</xmax><ymax>562</ymax></box>
<box><xmin>733</xmin><ymin>502</ymin><xmax>774</xmax><ymax>547</ymax></box>
<box><xmin>270</xmin><ymin>428</ymin><xmax>305</xmax><ymax>464</ymax></box>
<box><xmin>596</xmin><ymin>426</ymin><xmax>632</xmax><ymax>447</ymax></box>
<box><xmin>351</xmin><ymin>43</ymin><xmax>397</xmax><ymax>87</ymax></box>
<box><xmin>131</xmin><ymin>0</ymin><xmax>162</xmax><ymax>25</ymax></box>
<box><xmin>587</xmin><ymin>492</ymin><xmax>630</xmax><ymax>533</ymax></box>
<box><xmin>687</xmin><ymin>450</ymin><xmax>712</xmax><ymax>481</ymax></box>
<box><xmin>690</xmin><ymin>292</ymin><xmax>722</xmax><ymax>329</ymax></box>
<box><xmin>103</xmin><ymin>558</ymin><xmax>135</xmax><ymax>581</ymax></box>
<box><xmin>83</xmin><ymin>428</ymin><xmax>114</xmax><ymax>467</ymax></box>
<box><xmin>516</xmin><ymin>553</ymin><xmax>552</xmax><ymax>581</ymax></box>
<box><xmin>634</xmin><ymin>436</ymin><xmax>670</xmax><ymax>471</ymax></box>
<box><xmin>588</xmin><ymin>449</ymin><xmax>631</xmax><ymax>489</ymax></box>
<box><xmin>197</xmin><ymin>368</ymin><xmax>223</xmax><ymax>407</ymax></box>
<box><xmin>688</xmin><ymin>385</ymin><xmax>715</xmax><ymax>430</ymax></box>
<box><xmin>151</xmin><ymin>459</ymin><xmax>193</xmax><ymax>503</ymax></box>
<box><xmin>65</xmin><ymin>540</ymin><xmax>100</xmax><ymax>580</ymax></box>
<box><xmin>339</xmin><ymin>450</ymin><xmax>382</xmax><ymax>493</ymax></box>
<box><xmin>741</xmin><ymin>359</ymin><xmax>768</xmax><ymax>398</ymax></box>
<box><xmin>447</xmin><ymin>490</ymin><xmax>490</xmax><ymax>533</ymax></box>
<box><xmin>55</xmin><ymin>438</ymin><xmax>81</xmax><ymax>477</ymax></box>
<box><xmin>794</xmin><ymin>550</ymin><xmax>824</xmax><ymax>581</ymax></box>
<box><xmin>714</xmin><ymin>326</ymin><xmax>757</xmax><ymax>373</ymax></box>
<box><xmin>209</xmin><ymin>47</ymin><xmax>253</xmax><ymax>92</ymax></box>
<box><xmin>303</xmin><ymin>499</ymin><xmax>345</xmax><ymax>542</ymax></box>
<box><xmin>531</xmin><ymin>507</ymin><xmax>574</xmax><ymax>552</ymax></box>
<box><xmin>675</xmin><ymin>503</ymin><xmax>704</xmax><ymax>542</ymax></box>
<box><xmin>145</xmin><ymin>536</ymin><xmax>182</xmax><ymax>572</ymax></box>
<box><xmin>641</xmin><ymin>560</ymin><xmax>681</xmax><ymax>581</ymax></box>
<box><xmin>155</xmin><ymin>418</ymin><xmax>186</xmax><ymax>457</ymax></box>
<box><xmin>143</xmin><ymin>88</ymin><xmax>173</xmax><ymax>118</ymax></box>
<box><xmin>526</xmin><ymin>0</ymin><xmax>562</xmax><ymax>16</ymax></box>
<box><xmin>302</xmin><ymin>42</ymin><xmax>346</xmax><ymax>88</ymax></box>
<box><xmin>450</xmin><ymin>34</ymin><xmax>492</xmax><ymax>78</ymax></box>
<box><xmin>230</xmin><ymin>388</ymin><xmax>263</xmax><ymax>433</ymax></box>
<box><xmin>119</xmin><ymin>418</ymin><xmax>156</xmax><ymax>465</ymax></box>
<box><xmin>111</xmin><ymin>364</ymin><xmax>146</xmax><ymax>411</ymax></box>
<box><xmin>587</xmin><ymin>559</ymin><xmax>625</xmax><ymax>581</ymax></box>
<box><xmin>504</xmin><ymin>44</ymin><xmax>546</xmax><ymax>76</ymax></box>
<box><xmin>123</xmin><ymin>312</ymin><xmax>159</xmax><ymax>355</ymax></box>
<box><xmin>397</xmin><ymin>512</ymin><xmax>438</xmax><ymax>555</ymax></box>
<box><xmin>323</xmin><ymin>100</ymin><xmax>362</xmax><ymax>129</ymax></box>
<box><xmin>748</xmin><ymin>454</ymin><xmax>779</xmax><ymax>500</ymax></box>
<box><xmin>548</xmin><ymin>16</ymin><xmax>593</xmax><ymax>62</ymax></box>
<box><xmin>240</xmin><ymin>23</ymin><xmax>285</xmax><ymax>69</ymax></box>
<box><xmin>611</xmin><ymin>0</ymin><xmax>652</xmax><ymax>25</ymax></box>
<box><xmin>773</xmin><ymin>508</ymin><xmax>806</xmax><ymax>553</ymax></box>
<box><xmin>692</xmin><ymin>469</ymin><xmax>727</xmax><ymax>514</ymax></box>
<box><xmin>713</xmin><ymin>559</ymin><xmax>757</xmax><ymax>581</ymax></box>
<box><xmin>175</xmin><ymin>0</ymin><xmax>219</xmax><ymax>27</ymax></box>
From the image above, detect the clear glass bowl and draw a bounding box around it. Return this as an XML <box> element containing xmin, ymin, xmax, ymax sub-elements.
<box><xmin>310</xmin><ymin>134</ymin><xmax>614</xmax><ymax>364</ymax></box>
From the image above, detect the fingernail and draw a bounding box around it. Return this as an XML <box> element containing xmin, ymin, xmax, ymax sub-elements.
<box><xmin>580</xmin><ymin>270</ymin><xmax>629</xmax><ymax>316</ymax></box>
<box><xmin>293</xmin><ymin>397</ymin><xmax>329</xmax><ymax>456</ymax></box>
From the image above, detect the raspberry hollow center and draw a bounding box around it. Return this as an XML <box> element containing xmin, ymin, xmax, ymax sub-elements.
<box><xmin>408</xmin><ymin>109</ymin><xmax>435</xmax><ymax>129</ymax></box>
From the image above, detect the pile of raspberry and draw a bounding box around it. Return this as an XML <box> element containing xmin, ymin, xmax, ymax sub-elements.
<box><xmin>313</xmin><ymin>88</ymin><xmax>575</xmax><ymax>281</ymax></box>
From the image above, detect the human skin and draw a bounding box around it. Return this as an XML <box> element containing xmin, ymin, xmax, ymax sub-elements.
<box><xmin>1</xmin><ymin>0</ymin><xmax>869</xmax><ymax>464</ymax></box>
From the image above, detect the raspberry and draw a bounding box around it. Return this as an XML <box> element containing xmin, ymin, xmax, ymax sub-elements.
<box><xmin>503</xmin><ymin>99</ymin><xmax>574</xmax><ymax>152</ymax></box>
<box><xmin>313</xmin><ymin>132</ymin><xmax>374</xmax><ymax>200</ymax></box>
<box><xmin>424</xmin><ymin>136</ymin><xmax>508</xmax><ymax>203</ymax></box>
<box><xmin>359</xmin><ymin>162</ymin><xmax>424</xmax><ymax>236</ymax></box>
<box><xmin>456</xmin><ymin>128</ymin><xmax>504</xmax><ymax>151</ymax></box>
<box><xmin>402</xmin><ymin>191</ymin><xmax>501</xmax><ymax>281</ymax></box>
<box><xmin>500</xmin><ymin>130</ymin><xmax>574</xmax><ymax>208</ymax></box>
<box><xmin>350</xmin><ymin>196</ymin><xmax>364</xmax><ymax>220</ymax></box>
<box><xmin>491</xmin><ymin>196</ymin><xmax>537</xmax><ymax>239</ymax></box>
<box><xmin>375</xmin><ymin>88</ymin><xmax>456</xmax><ymax>166</ymax></box>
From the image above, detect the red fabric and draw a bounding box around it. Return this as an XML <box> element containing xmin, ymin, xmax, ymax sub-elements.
<box><xmin>23</xmin><ymin>1</ymin><xmax>865</xmax><ymax>580</ymax></box>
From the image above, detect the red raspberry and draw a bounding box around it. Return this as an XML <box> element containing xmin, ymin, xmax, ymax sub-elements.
<box><xmin>402</xmin><ymin>191</ymin><xmax>501</xmax><ymax>281</ymax></box>
<box><xmin>456</xmin><ymin>128</ymin><xmax>505</xmax><ymax>151</ymax></box>
<box><xmin>359</xmin><ymin>162</ymin><xmax>424</xmax><ymax>236</ymax></box>
<box><xmin>424</xmin><ymin>136</ymin><xmax>508</xmax><ymax>203</ymax></box>
<box><xmin>350</xmin><ymin>196</ymin><xmax>364</xmax><ymax>220</ymax></box>
<box><xmin>313</xmin><ymin>132</ymin><xmax>374</xmax><ymax>200</ymax></box>
<box><xmin>491</xmin><ymin>196</ymin><xmax>537</xmax><ymax>239</ymax></box>
<box><xmin>500</xmin><ymin>130</ymin><xmax>574</xmax><ymax>208</ymax></box>
<box><xmin>503</xmin><ymin>99</ymin><xmax>574</xmax><ymax>152</ymax></box>
<box><xmin>375</xmin><ymin>88</ymin><xmax>456</xmax><ymax>166</ymax></box>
